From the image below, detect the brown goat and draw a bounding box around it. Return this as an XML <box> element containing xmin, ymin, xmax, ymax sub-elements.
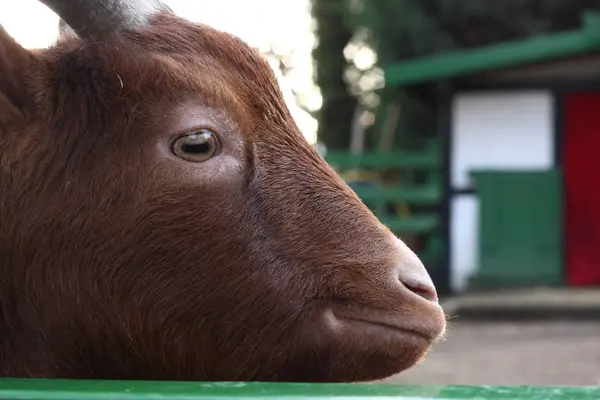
<box><xmin>0</xmin><ymin>0</ymin><xmax>446</xmax><ymax>382</ymax></box>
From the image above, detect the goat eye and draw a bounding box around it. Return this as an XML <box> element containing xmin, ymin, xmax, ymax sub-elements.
<box><xmin>171</xmin><ymin>129</ymin><xmax>218</xmax><ymax>162</ymax></box>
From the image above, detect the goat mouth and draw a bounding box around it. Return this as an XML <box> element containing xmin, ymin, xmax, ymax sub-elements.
<box><xmin>334</xmin><ymin>314</ymin><xmax>431</xmax><ymax>341</ymax></box>
<box><xmin>326</xmin><ymin>302</ymin><xmax>444</xmax><ymax>343</ymax></box>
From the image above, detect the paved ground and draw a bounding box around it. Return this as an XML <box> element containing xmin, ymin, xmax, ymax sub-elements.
<box><xmin>441</xmin><ymin>288</ymin><xmax>600</xmax><ymax>320</ymax></box>
<box><xmin>385</xmin><ymin>321</ymin><xmax>600</xmax><ymax>386</ymax></box>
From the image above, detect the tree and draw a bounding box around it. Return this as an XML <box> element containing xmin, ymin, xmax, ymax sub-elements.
<box><xmin>310</xmin><ymin>0</ymin><xmax>357</xmax><ymax>150</ymax></box>
<box><xmin>311</xmin><ymin>0</ymin><xmax>600</xmax><ymax>151</ymax></box>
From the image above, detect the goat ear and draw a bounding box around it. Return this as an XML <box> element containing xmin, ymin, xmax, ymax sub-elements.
<box><xmin>0</xmin><ymin>25</ymin><xmax>39</xmax><ymax>121</ymax></box>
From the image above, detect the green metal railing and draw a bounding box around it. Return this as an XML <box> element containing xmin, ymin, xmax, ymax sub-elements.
<box><xmin>326</xmin><ymin>149</ymin><xmax>441</xmax><ymax>225</ymax></box>
<box><xmin>0</xmin><ymin>379</ymin><xmax>597</xmax><ymax>400</ymax></box>
<box><xmin>324</xmin><ymin>146</ymin><xmax>443</xmax><ymax>267</ymax></box>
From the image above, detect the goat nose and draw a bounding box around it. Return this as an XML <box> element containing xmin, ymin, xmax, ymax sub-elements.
<box><xmin>397</xmin><ymin>272</ymin><xmax>438</xmax><ymax>303</ymax></box>
<box><xmin>393</xmin><ymin>238</ymin><xmax>439</xmax><ymax>303</ymax></box>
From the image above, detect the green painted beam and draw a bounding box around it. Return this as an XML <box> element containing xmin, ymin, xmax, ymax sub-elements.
<box><xmin>384</xmin><ymin>11</ymin><xmax>600</xmax><ymax>87</ymax></box>
<box><xmin>353</xmin><ymin>185</ymin><xmax>442</xmax><ymax>205</ymax></box>
<box><xmin>0</xmin><ymin>379</ymin><xmax>599</xmax><ymax>400</ymax></box>
<box><xmin>325</xmin><ymin>151</ymin><xmax>440</xmax><ymax>169</ymax></box>
<box><xmin>381</xmin><ymin>214</ymin><xmax>440</xmax><ymax>234</ymax></box>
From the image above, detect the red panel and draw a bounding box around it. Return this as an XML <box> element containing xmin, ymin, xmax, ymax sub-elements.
<box><xmin>564</xmin><ymin>92</ymin><xmax>600</xmax><ymax>286</ymax></box>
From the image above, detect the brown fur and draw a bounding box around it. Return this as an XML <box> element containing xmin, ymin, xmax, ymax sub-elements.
<box><xmin>0</xmin><ymin>12</ymin><xmax>446</xmax><ymax>382</ymax></box>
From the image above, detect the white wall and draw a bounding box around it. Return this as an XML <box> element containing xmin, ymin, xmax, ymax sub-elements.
<box><xmin>451</xmin><ymin>91</ymin><xmax>554</xmax><ymax>190</ymax></box>
<box><xmin>450</xmin><ymin>90</ymin><xmax>554</xmax><ymax>292</ymax></box>
<box><xmin>450</xmin><ymin>195</ymin><xmax>479</xmax><ymax>292</ymax></box>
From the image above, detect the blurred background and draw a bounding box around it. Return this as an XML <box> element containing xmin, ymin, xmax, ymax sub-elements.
<box><xmin>2</xmin><ymin>0</ymin><xmax>599</xmax><ymax>387</ymax></box>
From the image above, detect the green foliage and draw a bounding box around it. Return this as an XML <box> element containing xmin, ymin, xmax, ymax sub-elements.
<box><xmin>358</xmin><ymin>0</ymin><xmax>600</xmax><ymax>60</ymax></box>
<box><xmin>310</xmin><ymin>0</ymin><xmax>357</xmax><ymax>150</ymax></box>
<box><xmin>310</xmin><ymin>0</ymin><xmax>600</xmax><ymax>151</ymax></box>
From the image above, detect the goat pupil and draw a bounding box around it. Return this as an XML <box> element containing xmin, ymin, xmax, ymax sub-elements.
<box><xmin>171</xmin><ymin>131</ymin><xmax>216</xmax><ymax>161</ymax></box>
<box><xmin>183</xmin><ymin>141</ymin><xmax>209</xmax><ymax>154</ymax></box>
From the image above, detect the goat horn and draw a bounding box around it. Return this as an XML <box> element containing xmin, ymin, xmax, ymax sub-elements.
<box><xmin>58</xmin><ymin>18</ymin><xmax>77</xmax><ymax>39</ymax></box>
<box><xmin>39</xmin><ymin>0</ymin><xmax>173</xmax><ymax>41</ymax></box>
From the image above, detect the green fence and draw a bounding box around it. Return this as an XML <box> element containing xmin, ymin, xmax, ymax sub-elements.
<box><xmin>324</xmin><ymin>145</ymin><xmax>443</xmax><ymax>269</ymax></box>
<box><xmin>0</xmin><ymin>379</ymin><xmax>598</xmax><ymax>400</ymax></box>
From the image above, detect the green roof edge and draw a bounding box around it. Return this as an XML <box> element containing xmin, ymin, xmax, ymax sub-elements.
<box><xmin>384</xmin><ymin>10</ymin><xmax>600</xmax><ymax>87</ymax></box>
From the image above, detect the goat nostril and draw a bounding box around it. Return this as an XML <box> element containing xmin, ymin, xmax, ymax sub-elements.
<box><xmin>392</xmin><ymin>236</ymin><xmax>439</xmax><ymax>303</ymax></box>
<box><xmin>400</xmin><ymin>278</ymin><xmax>438</xmax><ymax>303</ymax></box>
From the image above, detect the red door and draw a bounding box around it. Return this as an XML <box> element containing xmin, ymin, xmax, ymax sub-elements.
<box><xmin>564</xmin><ymin>91</ymin><xmax>600</xmax><ymax>286</ymax></box>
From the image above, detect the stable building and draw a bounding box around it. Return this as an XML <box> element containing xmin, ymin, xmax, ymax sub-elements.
<box><xmin>384</xmin><ymin>11</ymin><xmax>600</xmax><ymax>293</ymax></box>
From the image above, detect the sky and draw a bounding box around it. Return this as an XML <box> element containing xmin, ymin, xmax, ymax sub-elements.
<box><xmin>0</xmin><ymin>0</ymin><xmax>320</xmax><ymax>144</ymax></box>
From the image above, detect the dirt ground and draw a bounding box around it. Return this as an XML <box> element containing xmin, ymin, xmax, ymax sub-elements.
<box><xmin>385</xmin><ymin>321</ymin><xmax>600</xmax><ymax>386</ymax></box>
